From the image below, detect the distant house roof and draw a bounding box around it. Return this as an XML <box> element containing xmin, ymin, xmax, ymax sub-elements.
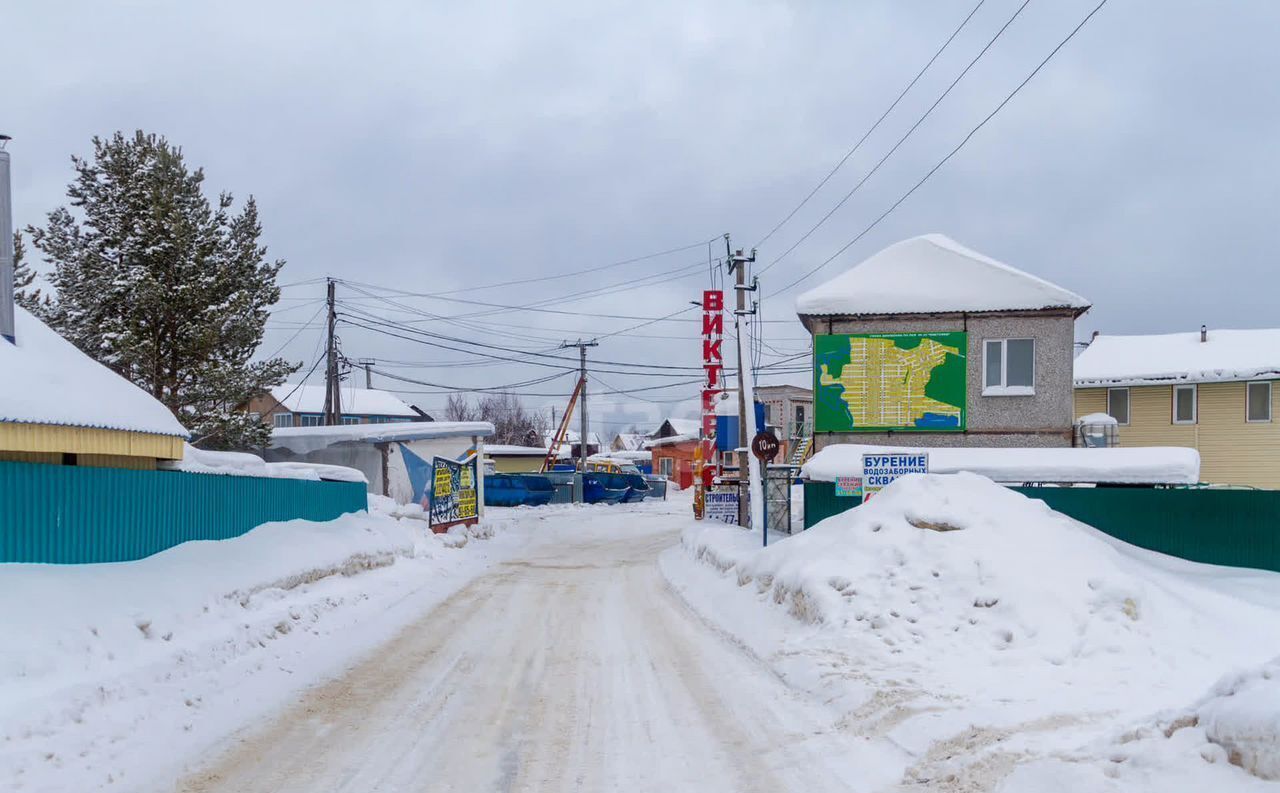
<box><xmin>611</xmin><ymin>432</ymin><xmax>648</xmax><ymax>451</ymax></box>
<box><xmin>654</xmin><ymin>418</ymin><xmax>699</xmax><ymax>438</ymax></box>
<box><xmin>486</xmin><ymin>444</ymin><xmax>567</xmax><ymax>458</ymax></box>
<box><xmin>795</xmin><ymin>234</ymin><xmax>1090</xmax><ymax>318</ymax></box>
<box><xmin>1074</xmin><ymin>328</ymin><xmax>1280</xmax><ymax>387</ymax></box>
<box><xmin>545</xmin><ymin>430</ymin><xmax>603</xmax><ymax>449</ymax></box>
<box><xmin>268</xmin><ymin>421</ymin><xmax>493</xmax><ymax>455</ymax></box>
<box><xmin>0</xmin><ymin>307</ymin><xmax>188</xmax><ymax>438</ymax></box>
<box><xmin>269</xmin><ymin>384</ymin><xmax>418</xmax><ymax>417</ymax></box>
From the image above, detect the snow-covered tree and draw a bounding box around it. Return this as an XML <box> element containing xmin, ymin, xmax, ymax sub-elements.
<box><xmin>11</xmin><ymin>231</ymin><xmax>50</xmax><ymax>314</ymax></box>
<box><xmin>27</xmin><ymin>131</ymin><xmax>297</xmax><ymax>450</ymax></box>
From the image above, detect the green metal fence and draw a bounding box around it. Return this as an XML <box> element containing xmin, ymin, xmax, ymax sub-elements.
<box><xmin>803</xmin><ymin>480</ymin><xmax>1280</xmax><ymax>573</ymax></box>
<box><xmin>0</xmin><ymin>461</ymin><xmax>369</xmax><ymax>564</ymax></box>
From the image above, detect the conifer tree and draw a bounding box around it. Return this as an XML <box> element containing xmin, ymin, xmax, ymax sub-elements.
<box><xmin>27</xmin><ymin>131</ymin><xmax>297</xmax><ymax>450</ymax></box>
<box><xmin>11</xmin><ymin>231</ymin><xmax>50</xmax><ymax>314</ymax></box>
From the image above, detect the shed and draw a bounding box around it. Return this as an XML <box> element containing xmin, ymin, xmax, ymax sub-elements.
<box><xmin>265</xmin><ymin>421</ymin><xmax>494</xmax><ymax>504</ymax></box>
<box><xmin>0</xmin><ymin>306</ymin><xmax>188</xmax><ymax>469</ymax></box>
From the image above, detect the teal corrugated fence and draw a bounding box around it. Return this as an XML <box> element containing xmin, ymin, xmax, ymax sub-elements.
<box><xmin>0</xmin><ymin>461</ymin><xmax>369</xmax><ymax>564</ymax></box>
<box><xmin>802</xmin><ymin>480</ymin><xmax>1280</xmax><ymax>573</ymax></box>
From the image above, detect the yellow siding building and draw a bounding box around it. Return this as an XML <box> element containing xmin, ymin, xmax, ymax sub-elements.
<box><xmin>1</xmin><ymin>308</ymin><xmax>188</xmax><ymax>469</ymax></box>
<box><xmin>1074</xmin><ymin>328</ymin><xmax>1280</xmax><ymax>489</ymax></box>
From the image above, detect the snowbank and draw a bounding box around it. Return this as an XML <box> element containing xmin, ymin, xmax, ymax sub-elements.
<box><xmin>672</xmin><ymin>473</ymin><xmax>1280</xmax><ymax>789</ymax></box>
<box><xmin>0</xmin><ymin>498</ymin><xmax>517</xmax><ymax>792</ymax></box>
<box><xmin>803</xmin><ymin>443</ymin><xmax>1200</xmax><ymax>484</ymax></box>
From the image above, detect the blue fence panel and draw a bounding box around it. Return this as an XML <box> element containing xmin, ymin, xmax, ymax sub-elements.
<box><xmin>0</xmin><ymin>461</ymin><xmax>369</xmax><ymax>564</ymax></box>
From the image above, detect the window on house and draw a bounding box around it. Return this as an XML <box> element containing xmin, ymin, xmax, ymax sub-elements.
<box><xmin>1173</xmin><ymin>385</ymin><xmax>1197</xmax><ymax>424</ymax></box>
<box><xmin>983</xmin><ymin>338</ymin><xmax>1035</xmax><ymax>395</ymax></box>
<box><xmin>795</xmin><ymin>404</ymin><xmax>805</xmax><ymax>426</ymax></box>
<box><xmin>1248</xmin><ymin>381</ymin><xmax>1272</xmax><ymax>423</ymax></box>
<box><xmin>341</xmin><ymin>415</ymin><xmax>361</xmax><ymax>425</ymax></box>
<box><xmin>659</xmin><ymin>457</ymin><xmax>674</xmax><ymax>477</ymax></box>
<box><xmin>299</xmin><ymin>414</ymin><xmax>323</xmax><ymax>427</ymax></box>
<box><xmin>1107</xmin><ymin>388</ymin><xmax>1130</xmax><ymax>425</ymax></box>
<box><xmin>272</xmin><ymin>413</ymin><xmax>294</xmax><ymax>428</ymax></box>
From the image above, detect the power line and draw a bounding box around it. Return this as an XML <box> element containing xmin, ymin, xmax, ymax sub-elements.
<box><xmin>754</xmin><ymin>0</ymin><xmax>986</xmax><ymax>249</ymax></box>
<box><xmin>759</xmin><ymin>0</ymin><xmax>1035</xmax><ymax>276</ymax></box>
<box><xmin>771</xmin><ymin>0</ymin><xmax>1111</xmax><ymax>296</ymax></box>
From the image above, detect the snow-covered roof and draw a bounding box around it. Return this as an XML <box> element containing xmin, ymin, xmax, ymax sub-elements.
<box><xmin>0</xmin><ymin>307</ymin><xmax>188</xmax><ymax>438</ymax></box>
<box><xmin>269</xmin><ymin>383</ymin><xmax>418</xmax><ymax>417</ymax></box>
<box><xmin>545</xmin><ymin>430</ymin><xmax>603</xmax><ymax>448</ymax></box>
<box><xmin>486</xmin><ymin>444</ymin><xmax>566</xmax><ymax>458</ymax></box>
<box><xmin>269</xmin><ymin>421</ymin><xmax>493</xmax><ymax>455</ymax></box>
<box><xmin>802</xmin><ymin>444</ymin><xmax>1200</xmax><ymax>485</ymax></box>
<box><xmin>160</xmin><ymin>443</ymin><xmax>366</xmax><ymax>483</ymax></box>
<box><xmin>644</xmin><ymin>433</ymin><xmax>699</xmax><ymax>449</ymax></box>
<box><xmin>611</xmin><ymin>432</ymin><xmax>649</xmax><ymax>451</ymax></box>
<box><xmin>1074</xmin><ymin>329</ymin><xmax>1280</xmax><ymax>387</ymax></box>
<box><xmin>663</xmin><ymin>418</ymin><xmax>700</xmax><ymax>436</ymax></box>
<box><xmin>795</xmin><ymin>234</ymin><xmax>1090</xmax><ymax>318</ymax></box>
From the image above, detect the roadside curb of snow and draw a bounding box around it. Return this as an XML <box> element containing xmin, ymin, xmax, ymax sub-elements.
<box><xmin>0</xmin><ymin>507</ymin><xmax>523</xmax><ymax>793</ymax></box>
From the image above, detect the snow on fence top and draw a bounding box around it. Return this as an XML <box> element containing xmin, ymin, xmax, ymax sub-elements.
<box><xmin>269</xmin><ymin>421</ymin><xmax>494</xmax><ymax>455</ymax></box>
<box><xmin>1074</xmin><ymin>328</ymin><xmax>1280</xmax><ymax>387</ymax></box>
<box><xmin>160</xmin><ymin>443</ymin><xmax>367</xmax><ymax>482</ymax></box>
<box><xmin>794</xmin><ymin>234</ymin><xmax>1090</xmax><ymax>317</ymax></box>
<box><xmin>802</xmin><ymin>444</ymin><xmax>1200</xmax><ymax>485</ymax></box>
<box><xmin>269</xmin><ymin>383</ymin><xmax>418</xmax><ymax>418</ymax></box>
<box><xmin>0</xmin><ymin>307</ymin><xmax>189</xmax><ymax>438</ymax></box>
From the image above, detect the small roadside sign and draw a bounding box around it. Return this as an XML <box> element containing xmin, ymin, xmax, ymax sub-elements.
<box><xmin>861</xmin><ymin>452</ymin><xmax>928</xmax><ymax>500</ymax></box>
<box><xmin>750</xmin><ymin>431</ymin><xmax>780</xmax><ymax>462</ymax></box>
<box><xmin>705</xmin><ymin>490</ymin><xmax>739</xmax><ymax>524</ymax></box>
<box><xmin>835</xmin><ymin>476</ymin><xmax>863</xmax><ymax>497</ymax></box>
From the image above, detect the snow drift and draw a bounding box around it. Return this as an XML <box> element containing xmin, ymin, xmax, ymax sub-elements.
<box><xmin>677</xmin><ymin>472</ymin><xmax>1280</xmax><ymax>787</ymax></box>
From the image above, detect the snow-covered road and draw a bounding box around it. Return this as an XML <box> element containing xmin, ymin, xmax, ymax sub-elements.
<box><xmin>178</xmin><ymin>505</ymin><xmax>872</xmax><ymax>793</ymax></box>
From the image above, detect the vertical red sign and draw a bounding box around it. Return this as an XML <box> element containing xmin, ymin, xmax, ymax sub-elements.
<box><xmin>698</xmin><ymin>289</ymin><xmax>725</xmax><ymax>504</ymax></box>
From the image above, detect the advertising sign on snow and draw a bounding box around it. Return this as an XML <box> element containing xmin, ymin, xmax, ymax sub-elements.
<box><xmin>429</xmin><ymin>455</ymin><xmax>479</xmax><ymax>531</ymax></box>
<box><xmin>861</xmin><ymin>452</ymin><xmax>928</xmax><ymax>500</ymax></box>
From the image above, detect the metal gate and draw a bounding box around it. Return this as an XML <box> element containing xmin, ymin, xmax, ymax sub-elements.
<box><xmin>765</xmin><ymin>465</ymin><xmax>794</xmax><ymax>533</ymax></box>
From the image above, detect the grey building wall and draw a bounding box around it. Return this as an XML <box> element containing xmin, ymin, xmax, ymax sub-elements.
<box><xmin>803</xmin><ymin>310</ymin><xmax>1078</xmax><ymax>450</ymax></box>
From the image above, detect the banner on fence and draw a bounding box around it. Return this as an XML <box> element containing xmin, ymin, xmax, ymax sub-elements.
<box><xmin>862</xmin><ymin>452</ymin><xmax>928</xmax><ymax>500</ymax></box>
<box><xmin>429</xmin><ymin>455</ymin><xmax>479</xmax><ymax>531</ymax></box>
<box><xmin>835</xmin><ymin>476</ymin><xmax>863</xmax><ymax>497</ymax></box>
<box><xmin>705</xmin><ymin>490</ymin><xmax>739</xmax><ymax>524</ymax></box>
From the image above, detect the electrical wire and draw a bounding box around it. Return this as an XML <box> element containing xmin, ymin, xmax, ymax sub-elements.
<box><xmin>754</xmin><ymin>0</ymin><xmax>986</xmax><ymax>249</ymax></box>
<box><xmin>771</xmin><ymin>0</ymin><xmax>1111</xmax><ymax>296</ymax></box>
<box><xmin>758</xmin><ymin>0</ymin><xmax>1035</xmax><ymax>276</ymax></box>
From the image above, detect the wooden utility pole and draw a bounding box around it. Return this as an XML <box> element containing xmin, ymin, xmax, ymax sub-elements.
<box><xmin>559</xmin><ymin>339</ymin><xmax>599</xmax><ymax>469</ymax></box>
<box><xmin>322</xmin><ymin>278</ymin><xmax>342</xmax><ymax>425</ymax></box>
<box><xmin>727</xmin><ymin>241</ymin><xmax>758</xmax><ymax>527</ymax></box>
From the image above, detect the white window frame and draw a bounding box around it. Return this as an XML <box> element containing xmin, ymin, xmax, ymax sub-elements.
<box><xmin>1172</xmin><ymin>384</ymin><xmax>1197</xmax><ymax>425</ymax></box>
<box><xmin>982</xmin><ymin>338</ymin><xmax>1036</xmax><ymax>396</ymax></box>
<box><xmin>1107</xmin><ymin>387</ymin><xmax>1131</xmax><ymax>426</ymax></box>
<box><xmin>658</xmin><ymin>457</ymin><xmax>674</xmax><ymax>478</ymax></box>
<box><xmin>272</xmin><ymin>412</ymin><xmax>294</xmax><ymax>428</ymax></box>
<box><xmin>1247</xmin><ymin>381</ymin><xmax>1272</xmax><ymax>423</ymax></box>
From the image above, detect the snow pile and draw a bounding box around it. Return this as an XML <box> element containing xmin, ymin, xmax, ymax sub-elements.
<box><xmin>270</xmin><ymin>420</ymin><xmax>494</xmax><ymax>454</ymax></box>
<box><xmin>673</xmin><ymin>472</ymin><xmax>1280</xmax><ymax>790</ymax></box>
<box><xmin>794</xmin><ymin>234</ymin><xmax>1089</xmax><ymax>317</ymax></box>
<box><xmin>160</xmin><ymin>443</ymin><xmax>366</xmax><ymax>482</ymax></box>
<box><xmin>1077</xmin><ymin>411</ymin><xmax>1118</xmax><ymax>425</ymax></box>
<box><xmin>0</xmin><ymin>306</ymin><xmax>188</xmax><ymax>437</ymax></box>
<box><xmin>1196</xmin><ymin>657</ymin><xmax>1280</xmax><ymax>779</ymax></box>
<box><xmin>1075</xmin><ymin>327</ymin><xmax>1280</xmax><ymax>386</ymax></box>
<box><xmin>0</xmin><ymin>498</ymin><xmax>521</xmax><ymax>792</ymax></box>
<box><xmin>803</xmin><ymin>443</ymin><xmax>1200</xmax><ymax>484</ymax></box>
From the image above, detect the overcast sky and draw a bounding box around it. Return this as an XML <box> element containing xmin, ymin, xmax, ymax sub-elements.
<box><xmin>8</xmin><ymin>1</ymin><xmax>1279</xmax><ymax>432</ymax></box>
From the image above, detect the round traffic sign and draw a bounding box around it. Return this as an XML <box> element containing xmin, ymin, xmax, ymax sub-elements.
<box><xmin>750</xmin><ymin>430</ymin><xmax>780</xmax><ymax>462</ymax></box>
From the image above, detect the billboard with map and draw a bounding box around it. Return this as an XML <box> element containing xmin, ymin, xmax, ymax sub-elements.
<box><xmin>814</xmin><ymin>332</ymin><xmax>967</xmax><ymax>432</ymax></box>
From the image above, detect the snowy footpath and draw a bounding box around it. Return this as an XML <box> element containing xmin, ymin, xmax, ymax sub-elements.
<box><xmin>5</xmin><ymin>481</ymin><xmax>1280</xmax><ymax>792</ymax></box>
<box><xmin>664</xmin><ymin>473</ymin><xmax>1280</xmax><ymax>791</ymax></box>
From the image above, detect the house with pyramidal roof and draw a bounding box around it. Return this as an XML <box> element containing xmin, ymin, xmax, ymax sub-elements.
<box><xmin>795</xmin><ymin>234</ymin><xmax>1090</xmax><ymax>451</ymax></box>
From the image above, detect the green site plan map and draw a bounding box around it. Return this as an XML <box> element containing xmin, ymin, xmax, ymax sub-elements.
<box><xmin>813</xmin><ymin>332</ymin><xmax>967</xmax><ymax>432</ymax></box>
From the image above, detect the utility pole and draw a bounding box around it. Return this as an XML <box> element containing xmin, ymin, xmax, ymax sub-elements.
<box><xmin>322</xmin><ymin>278</ymin><xmax>342</xmax><ymax>425</ymax></box>
<box><xmin>560</xmin><ymin>338</ymin><xmax>599</xmax><ymax>469</ymax></box>
<box><xmin>357</xmin><ymin>358</ymin><xmax>375</xmax><ymax>389</ymax></box>
<box><xmin>727</xmin><ymin>241</ymin><xmax>761</xmax><ymax>530</ymax></box>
